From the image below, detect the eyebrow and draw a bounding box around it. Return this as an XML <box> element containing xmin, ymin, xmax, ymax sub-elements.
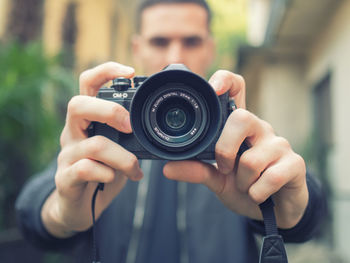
<box><xmin>148</xmin><ymin>34</ymin><xmax>206</xmax><ymax>42</ymax></box>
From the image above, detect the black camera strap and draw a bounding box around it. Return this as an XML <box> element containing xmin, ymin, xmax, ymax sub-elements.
<box><xmin>91</xmin><ymin>183</ymin><xmax>104</xmax><ymax>263</ymax></box>
<box><xmin>258</xmin><ymin>197</ymin><xmax>288</xmax><ymax>263</ymax></box>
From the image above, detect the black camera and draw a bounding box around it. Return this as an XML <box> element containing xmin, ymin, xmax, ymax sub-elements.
<box><xmin>90</xmin><ymin>64</ymin><xmax>237</xmax><ymax>160</ymax></box>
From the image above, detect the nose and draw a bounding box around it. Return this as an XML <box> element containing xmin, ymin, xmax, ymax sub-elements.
<box><xmin>165</xmin><ymin>41</ymin><xmax>185</xmax><ymax>65</ymax></box>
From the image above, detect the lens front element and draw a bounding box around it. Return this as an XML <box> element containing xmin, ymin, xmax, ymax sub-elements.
<box><xmin>165</xmin><ymin>108</ymin><xmax>186</xmax><ymax>130</ymax></box>
<box><xmin>143</xmin><ymin>84</ymin><xmax>208</xmax><ymax>151</ymax></box>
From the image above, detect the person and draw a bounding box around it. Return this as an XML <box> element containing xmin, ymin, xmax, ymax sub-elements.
<box><xmin>16</xmin><ymin>0</ymin><xmax>326</xmax><ymax>262</ymax></box>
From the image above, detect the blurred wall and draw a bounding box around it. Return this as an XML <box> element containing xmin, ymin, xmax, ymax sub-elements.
<box><xmin>0</xmin><ymin>0</ymin><xmax>136</xmax><ymax>73</ymax></box>
<box><xmin>0</xmin><ymin>0</ymin><xmax>10</xmax><ymax>37</ymax></box>
<box><xmin>42</xmin><ymin>0</ymin><xmax>137</xmax><ymax>73</ymax></box>
<box><xmin>239</xmin><ymin>0</ymin><xmax>350</xmax><ymax>261</ymax></box>
<box><xmin>306</xmin><ymin>1</ymin><xmax>350</xmax><ymax>259</ymax></box>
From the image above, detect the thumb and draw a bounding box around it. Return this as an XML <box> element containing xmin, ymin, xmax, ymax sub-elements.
<box><xmin>163</xmin><ymin>160</ymin><xmax>226</xmax><ymax>194</ymax></box>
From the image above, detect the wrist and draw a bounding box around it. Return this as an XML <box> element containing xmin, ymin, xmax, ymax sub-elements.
<box><xmin>274</xmin><ymin>182</ymin><xmax>309</xmax><ymax>229</ymax></box>
<box><xmin>41</xmin><ymin>190</ymin><xmax>77</xmax><ymax>238</ymax></box>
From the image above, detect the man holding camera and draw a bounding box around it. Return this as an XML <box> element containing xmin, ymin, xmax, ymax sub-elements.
<box><xmin>16</xmin><ymin>0</ymin><xmax>326</xmax><ymax>262</ymax></box>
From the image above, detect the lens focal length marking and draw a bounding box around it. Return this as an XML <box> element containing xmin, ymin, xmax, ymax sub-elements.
<box><xmin>144</xmin><ymin>86</ymin><xmax>207</xmax><ymax>148</ymax></box>
<box><xmin>151</xmin><ymin>91</ymin><xmax>201</xmax><ymax>141</ymax></box>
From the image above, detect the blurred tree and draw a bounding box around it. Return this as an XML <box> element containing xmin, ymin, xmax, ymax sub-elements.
<box><xmin>0</xmin><ymin>41</ymin><xmax>75</xmax><ymax>229</ymax></box>
<box><xmin>5</xmin><ymin>0</ymin><xmax>44</xmax><ymax>43</ymax></box>
<box><xmin>207</xmin><ymin>0</ymin><xmax>247</xmax><ymax>72</ymax></box>
<box><xmin>0</xmin><ymin>0</ymin><xmax>77</xmax><ymax>232</ymax></box>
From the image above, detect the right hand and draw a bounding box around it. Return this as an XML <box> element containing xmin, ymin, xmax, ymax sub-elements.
<box><xmin>41</xmin><ymin>62</ymin><xmax>144</xmax><ymax>238</ymax></box>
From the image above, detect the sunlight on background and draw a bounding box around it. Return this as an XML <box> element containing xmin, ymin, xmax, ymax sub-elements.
<box><xmin>208</xmin><ymin>0</ymin><xmax>247</xmax><ymax>69</ymax></box>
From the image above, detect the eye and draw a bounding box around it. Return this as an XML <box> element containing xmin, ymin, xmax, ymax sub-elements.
<box><xmin>183</xmin><ymin>36</ymin><xmax>203</xmax><ymax>48</ymax></box>
<box><xmin>149</xmin><ymin>37</ymin><xmax>170</xmax><ymax>48</ymax></box>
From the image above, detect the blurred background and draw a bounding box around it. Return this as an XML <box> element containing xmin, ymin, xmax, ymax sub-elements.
<box><xmin>0</xmin><ymin>0</ymin><xmax>349</xmax><ymax>262</ymax></box>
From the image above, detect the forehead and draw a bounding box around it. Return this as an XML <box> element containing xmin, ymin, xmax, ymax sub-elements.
<box><xmin>140</xmin><ymin>3</ymin><xmax>209</xmax><ymax>37</ymax></box>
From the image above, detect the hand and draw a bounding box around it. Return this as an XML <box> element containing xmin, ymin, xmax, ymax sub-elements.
<box><xmin>41</xmin><ymin>62</ymin><xmax>144</xmax><ymax>238</ymax></box>
<box><xmin>163</xmin><ymin>70</ymin><xmax>309</xmax><ymax>229</ymax></box>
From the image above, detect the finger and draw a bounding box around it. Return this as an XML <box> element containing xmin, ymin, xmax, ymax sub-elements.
<box><xmin>208</xmin><ymin>70</ymin><xmax>246</xmax><ymax>109</ymax></box>
<box><xmin>163</xmin><ymin>161</ymin><xmax>226</xmax><ymax>194</ymax></box>
<box><xmin>59</xmin><ymin>136</ymin><xmax>143</xmax><ymax>181</ymax></box>
<box><xmin>79</xmin><ymin>62</ymin><xmax>135</xmax><ymax>96</ymax></box>
<box><xmin>235</xmin><ymin>138</ymin><xmax>286</xmax><ymax>193</ymax></box>
<box><xmin>62</xmin><ymin>95</ymin><xmax>132</xmax><ymax>143</ymax></box>
<box><xmin>63</xmin><ymin>158</ymin><xmax>117</xmax><ymax>187</ymax></box>
<box><xmin>248</xmin><ymin>154</ymin><xmax>304</xmax><ymax>204</ymax></box>
<box><xmin>215</xmin><ymin>109</ymin><xmax>268</xmax><ymax>174</ymax></box>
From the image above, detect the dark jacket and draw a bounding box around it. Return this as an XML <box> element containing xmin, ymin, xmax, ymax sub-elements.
<box><xmin>16</xmin><ymin>160</ymin><xmax>326</xmax><ymax>263</ymax></box>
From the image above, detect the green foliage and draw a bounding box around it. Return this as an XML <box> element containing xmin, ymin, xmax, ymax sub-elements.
<box><xmin>207</xmin><ymin>0</ymin><xmax>247</xmax><ymax>72</ymax></box>
<box><xmin>0</xmin><ymin>41</ymin><xmax>75</xmax><ymax>229</ymax></box>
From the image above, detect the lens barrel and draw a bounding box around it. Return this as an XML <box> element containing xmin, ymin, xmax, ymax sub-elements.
<box><xmin>130</xmin><ymin>64</ymin><xmax>222</xmax><ymax>160</ymax></box>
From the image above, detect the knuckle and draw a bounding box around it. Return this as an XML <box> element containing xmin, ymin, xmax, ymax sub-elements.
<box><xmin>235</xmin><ymin>74</ymin><xmax>245</xmax><ymax>85</ymax></box>
<box><xmin>59</xmin><ymin>127</ymin><xmax>68</xmax><ymax>147</ymax></box>
<box><xmin>215</xmin><ymin>69</ymin><xmax>232</xmax><ymax>78</ymax></box>
<box><xmin>231</xmin><ymin>108</ymin><xmax>251</xmax><ymax>123</ymax></box>
<box><xmin>104</xmin><ymin>169</ymin><xmax>115</xmax><ymax>183</ymax></box>
<box><xmin>73</xmin><ymin>160</ymin><xmax>90</xmax><ymax>181</ymax></box>
<box><xmin>260</xmin><ymin>120</ymin><xmax>274</xmax><ymax>134</ymax></box>
<box><xmin>294</xmin><ymin>153</ymin><xmax>306</xmax><ymax>167</ymax></box>
<box><xmin>292</xmin><ymin>153</ymin><xmax>306</xmax><ymax>175</ymax></box>
<box><xmin>275</xmin><ymin>136</ymin><xmax>290</xmax><ymax>148</ymax></box>
<box><xmin>220</xmin><ymin>70</ymin><xmax>233</xmax><ymax>79</ymax></box>
<box><xmin>55</xmin><ymin>170</ymin><xmax>67</xmax><ymax>195</ymax></box>
<box><xmin>215</xmin><ymin>145</ymin><xmax>235</xmax><ymax>162</ymax></box>
<box><xmin>79</xmin><ymin>69</ymin><xmax>91</xmax><ymax>85</ymax></box>
<box><xmin>240</xmin><ymin>154</ymin><xmax>263</xmax><ymax>173</ymax></box>
<box><xmin>272</xmin><ymin>136</ymin><xmax>291</xmax><ymax>152</ymax></box>
<box><xmin>67</xmin><ymin>96</ymin><xmax>84</xmax><ymax>115</ymax></box>
<box><xmin>249</xmin><ymin>188</ymin><xmax>266</xmax><ymax>204</ymax></box>
<box><xmin>109</xmin><ymin>103</ymin><xmax>126</xmax><ymax>120</ymax></box>
<box><xmin>266</xmin><ymin>171</ymin><xmax>284</xmax><ymax>187</ymax></box>
<box><xmin>84</xmin><ymin>136</ymin><xmax>107</xmax><ymax>156</ymax></box>
<box><xmin>57</xmin><ymin>149</ymin><xmax>67</xmax><ymax>166</ymax></box>
<box><xmin>103</xmin><ymin>61</ymin><xmax>116</xmax><ymax>68</ymax></box>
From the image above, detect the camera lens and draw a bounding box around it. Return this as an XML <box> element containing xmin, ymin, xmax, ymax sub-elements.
<box><xmin>156</xmin><ymin>96</ymin><xmax>194</xmax><ymax>138</ymax></box>
<box><xmin>130</xmin><ymin>65</ymin><xmax>222</xmax><ymax>160</ymax></box>
<box><xmin>165</xmin><ymin>108</ymin><xmax>186</xmax><ymax>129</ymax></box>
<box><xmin>142</xmin><ymin>84</ymin><xmax>208</xmax><ymax>150</ymax></box>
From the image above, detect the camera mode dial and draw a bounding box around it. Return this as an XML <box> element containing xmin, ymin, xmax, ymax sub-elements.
<box><xmin>112</xmin><ymin>78</ymin><xmax>131</xmax><ymax>91</ymax></box>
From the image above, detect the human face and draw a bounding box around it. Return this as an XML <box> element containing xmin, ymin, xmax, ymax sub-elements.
<box><xmin>133</xmin><ymin>3</ymin><xmax>215</xmax><ymax>76</ymax></box>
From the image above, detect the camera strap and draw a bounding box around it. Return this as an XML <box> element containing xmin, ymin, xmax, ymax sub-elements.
<box><xmin>258</xmin><ymin>197</ymin><xmax>288</xmax><ymax>263</ymax></box>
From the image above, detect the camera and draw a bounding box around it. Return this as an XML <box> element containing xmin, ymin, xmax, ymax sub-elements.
<box><xmin>90</xmin><ymin>64</ymin><xmax>237</xmax><ymax>160</ymax></box>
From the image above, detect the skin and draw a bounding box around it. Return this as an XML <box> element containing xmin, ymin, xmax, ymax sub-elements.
<box><xmin>41</xmin><ymin>3</ymin><xmax>308</xmax><ymax>238</ymax></box>
<box><xmin>132</xmin><ymin>3</ymin><xmax>215</xmax><ymax>76</ymax></box>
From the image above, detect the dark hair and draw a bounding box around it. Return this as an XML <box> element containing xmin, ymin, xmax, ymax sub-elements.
<box><xmin>136</xmin><ymin>0</ymin><xmax>212</xmax><ymax>32</ymax></box>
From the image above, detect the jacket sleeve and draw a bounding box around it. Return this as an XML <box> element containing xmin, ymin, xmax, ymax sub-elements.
<box><xmin>15</xmin><ymin>160</ymin><xmax>89</xmax><ymax>251</ymax></box>
<box><xmin>248</xmin><ymin>171</ymin><xmax>328</xmax><ymax>243</ymax></box>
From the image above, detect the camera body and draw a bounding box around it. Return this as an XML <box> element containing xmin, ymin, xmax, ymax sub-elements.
<box><xmin>90</xmin><ymin>64</ymin><xmax>237</xmax><ymax>160</ymax></box>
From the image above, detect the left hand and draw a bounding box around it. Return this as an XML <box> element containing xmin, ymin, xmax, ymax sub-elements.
<box><xmin>163</xmin><ymin>70</ymin><xmax>309</xmax><ymax>229</ymax></box>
